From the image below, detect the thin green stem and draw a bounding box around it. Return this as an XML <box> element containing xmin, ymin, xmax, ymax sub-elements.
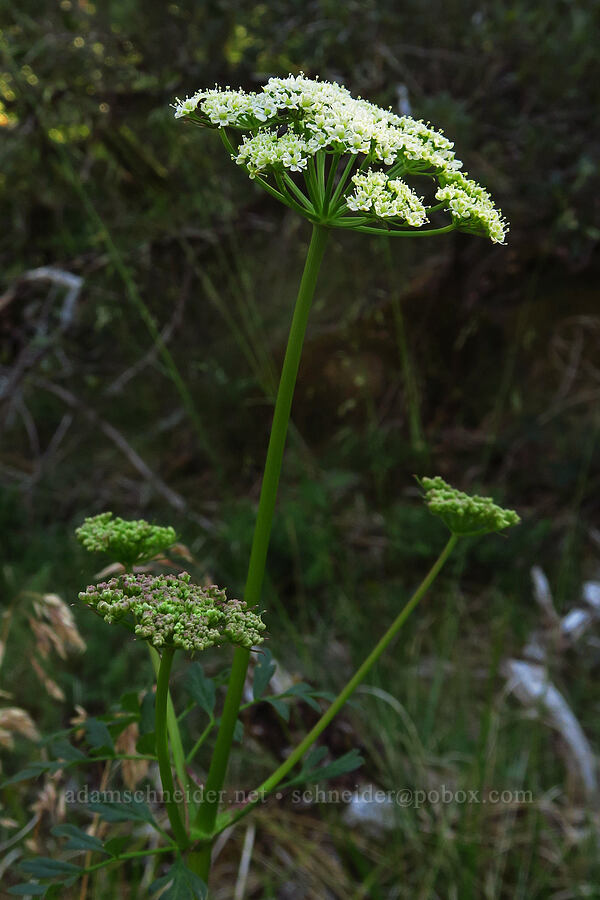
<box><xmin>305</xmin><ymin>156</ymin><xmax>321</xmax><ymax>209</ymax></box>
<box><xmin>81</xmin><ymin>845</ymin><xmax>175</xmax><ymax>875</ymax></box>
<box><xmin>185</xmin><ymin>719</ymin><xmax>215</xmax><ymax>765</ymax></box>
<box><xmin>155</xmin><ymin>648</ymin><xmax>188</xmax><ymax>849</ymax></box>
<box><xmin>255</xmin><ymin>174</ymin><xmax>297</xmax><ymax>209</ymax></box>
<box><xmin>148</xmin><ymin>645</ymin><xmax>195</xmax><ymax>815</ymax></box>
<box><xmin>330</xmin><ymin>153</ymin><xmax>359</xmax><ymax>210</ymax></box>
<box><xmin>316</xmin><ymin>150</ymin><xmax>326</xmax><ymax>208</ymax></box>
<box><xmin>322</xmin><ymin>152</ymin><xmax>342</xmax><ymax>215</ymax></box>
<box><xmin>382</xmin><ymin>238</ymin><xmax>426</xmax><ymax>454</ymax></box>
<box><xmin>190</xmin><ymin>223</ymin><xmax>330</xmax><ymax>861</ymax></box>
<box><xmin>219</xmin><ymin>534</ymin><xmax>459</xmax><ymax>832</ymax></box>
<box><xmin>219</xmin><ymin>128</ymin><xmax>236</xmax><ymax>156</ymax></box>
<box><xmin>280</xmin><ymin>172</ymin><xmax>316</xmax><ymax>213</ymax></box>
<box><xmin>353</xmin><ymin>223</ymin><xmax>456</xmax><ymax>237</ymax></box>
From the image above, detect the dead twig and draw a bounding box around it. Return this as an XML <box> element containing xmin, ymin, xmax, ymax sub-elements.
<box><xmin>32</xmin><ymin>377</ymin><xmax>214</xmax><ymax>531</ymax></box>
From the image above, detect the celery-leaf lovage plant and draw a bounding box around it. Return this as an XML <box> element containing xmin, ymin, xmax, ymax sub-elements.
<box><xmin>174</xmin><ymin>74</ymin><xmax>510</xmax><ymax>876</ymax></box>
<box><xmin>8</xmin><ymin>76</ymin><xmax>518</xmax><ymax>896</ymax></box>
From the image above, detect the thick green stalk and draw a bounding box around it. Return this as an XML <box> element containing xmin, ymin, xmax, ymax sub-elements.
<box><xmin>190</xmin><ymin>224</ymin><xmax>330</xmax><ymax>858</ymax></box>
<box><xmin>155</xmin><ymin>647</ymin><xmax>188</xmax><ymax>849</ymax></box>
<box><xmin>220</xmin><ymin>534</ymin><xmax>459</xmax><ymax>831</ymax></box>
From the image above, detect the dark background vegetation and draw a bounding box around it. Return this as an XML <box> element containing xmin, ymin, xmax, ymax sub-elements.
<box><xmin>1</xmin><ymin>1</ymin><xmax>599</xmax><ymax>896</ymax></box>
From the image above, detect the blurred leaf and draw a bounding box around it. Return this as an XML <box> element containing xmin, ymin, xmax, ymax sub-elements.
<box><xmin>84</xmin><ymin>718</ymin><xmax>115</xmax><ymax>754</ymax></box>
<box><xmin>233</xmin><ymin>719</ymin><xmax>243</xmax><ymax>743</ymax></box>
<box><xmin>150</xmin><ymin>859</ymin><xmax>207</xmax><ymax>899</ymax></box>
<box><xmin>253</xmin><ymin>649</ymin><xmax>276</xmax><ymax>701</ymax></box>
<box><xmin>1</xmin><ymin>762</ymin><xmax>60</xmax><ymax>786</ymax></box>
<box><xmin>283</xmin><ymin>748</ymin><xmax>364</xmax><ymax>789</ymax></box>
<box><xmin>20</xmin><ymin>858</ymin><xmax>82</xmax><ymax>879</ymax></box>
<box><xmin>104</xmin><ymin>836</ymin><xmax>129</xmax><ymax>857</ymax></box>
<box><xmin>8</xmin><ymin>885</ymin><xmax>48</xmax><ymax>896</ymax></box>
<box><xmin>264</xmin><ymin>696</ymin><xmax>290</xmax><ymax>721</ymax></box>
<box><xmin>184</xmin><ymin>663</ymin><xmax>216</xmax><ymax>717</ymax></box>
<box><xmin>87</xmin><ymin>797</ymin><xmax>156</xmax><ymax>826</ymax></box>
<box><xmin>136</xmin><ymin>731</ymin><xmax>157</xmax><ymax>755</ymax></box>
<box><xmin>118</xmin><ymin>691</ymin><xmax>141</xmax><ymax>715</ymax></box>
<box><xmin>140</xmin><ymin>690</ymin><xmax>155</xmax><ymax>734</ymax></box>
<box><xmin>51</xmin><ymin>824</ymin><xmax>107</xmax><ymax>854</ymax></box>
<box><xmin>49</xmin><ymin>741</ymin><xmax>86</xmax><ymax>762</ymax></box>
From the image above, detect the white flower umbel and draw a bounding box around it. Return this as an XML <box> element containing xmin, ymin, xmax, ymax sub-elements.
<box><xmin>346</xmin><ymin>170</ymin><xmax>428</xmax><ymax>226</ymax></box>
<box><xmin>174</xmin><ymin>74</ymin><xmax>508</xmax><ymax>240</ymax></box>
<box><xmin>435</xmin><ymin>172</ymin><xmax>508</xmax><ymax>244</ymax></box>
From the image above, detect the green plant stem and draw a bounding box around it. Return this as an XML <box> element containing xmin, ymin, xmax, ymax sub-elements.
<box><xmin>189</xmin><ymin>223</ymin><xmax>330</xmax><ymax>873</ymax></box>
<box><xmin>382</xmin><ymin>238</ymin><xmax>426</xmax><ymax>454</ymax></box>
<box><xmin>185</xmin><ymin>719</ymin><xmax>214</xmax><ymax>765</ymax></box>
<box><xmin>155</xmin><ymin>647</ymin><xmax>188</xmax><ymax>849</ymax></box>
<box><xmin>81</xmin><ymin>845</ymin><xmax>175</xmax><ymax>875</ymax></box>
<box><xmin>149</xmin><ymin>646</ymin><xmax>187</xmax><ymax>784</ymax></box>
<box><xmin>354</xmin><ymin>223</ymin><xmax>456</xmax><ymax>237</ymax></box>
<box><xmin>220</xmin><ymin>533</ymin><xmax>459</xmax><ymax>832</ymax></box>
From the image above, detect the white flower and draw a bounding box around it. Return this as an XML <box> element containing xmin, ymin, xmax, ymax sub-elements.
<box><xmin>347</xmin><ymin>170</ymin><xmax>428</xmax><ymax>226</ymax></box>
<box><xmin>435</xmin><ymin>173</ymin><xmax>508</xmax><ymax>244</ymax></box>
<box><xmin>174</xmin><ymin>73</ymin><xmax>508</xmax><ymax>242</ymax></box>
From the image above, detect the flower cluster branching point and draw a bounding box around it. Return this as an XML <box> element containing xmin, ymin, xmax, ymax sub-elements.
<box><xmin>420</xmin><ymin>476</ymin><xmax>520</xmax><ymax>537</ymax></box>
<box><xmin>174</xmin><ymin>73</ymin><xmax>508</xmax><ymax>243</ymax></box>
<box><xmin>75</xmin><ymin>512</ymin><xmax>176</xmax><ymax>567</ymax></box>
<box><xmin>79</xmin><ymin>572</ymin><xmax>266</xmax><ymax>653</ymax></box>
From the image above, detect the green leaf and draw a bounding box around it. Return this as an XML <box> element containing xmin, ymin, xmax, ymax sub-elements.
<box><xmin>233</xmin><ymin>719</ymin><xmax>243</xmax><ymax>743</ymax></box>
<box><xmin>87</xmin><ymin>797</ymin><xmax>156</xmax><ymax>826</ymax></box>
<box><xmin>184</xmin><ymin>663</ymin><xmax>216</xmax><ymax>717</ymax></box>
<box><xmin>104</xmin><ymin>836</ymin><xmax>129</xmax><ymax>857</ymax></box>
<box><xmin>51</xmin><ymin>824</ymin><xmax>107</xmax><ymax>854</ymax></box>
<box><xmin>150</xmin><ymin>859</ymin><xmax>207</xmax><ymax>899</ymax></box>
<box><xmin>49</xmin><ymin>740</ymin><xmax>86</xmax><ymax>762</ymax></box>
<box><xmin>1</xmin><ymin>762</ymin><xmax>56</xmax><ymax>786</ymax></box>
<box><xmin>20</xmin><ymin>858</ymin><xmax>82</xmax><ymax>879</ymax></box>
<box><xmin>140</xmin><ymin>690</ymin><xmax>155</xmax><ymax>734</ymax></box>
<box><xmin>84</xmin><ymin>718</ymin><xmax>115</xmax><ymax>754</ymax></box>
<box><xmin>119</xmin><ymin>691</ymin><xmax>141</xmax><ymax>715</ymax></box>
<box><xmin>286</xmin><ymin>748</ymin><xmax>364</xmax><ymax>789</ymax></box>
<box><xmin>136</xmin><ymin>731</ymin><xmax>157</xmax><ymax>755</ymax></box>
<box><xmin>280</xmin><ymin>683</ymin><xmax>334</xmax><ymax>712</ymax></box>
<box><xmin>264</xmin><ymin>696</ymin><xmax>290</xmax><ymax>722</ymax></box>
<box><xmin>8</xmin><ymin>885</ymin><xmax>48</xmax><ymax>896</ymax></box>
<box><xmin>303</xmin><ymin>745</ymin><xmax>328</xmax><ymax>770</ymax></box>
<box><xmin>252</xmin><ymin>649</ymin><xmax>276</xmax><ymax>701</ymax></box>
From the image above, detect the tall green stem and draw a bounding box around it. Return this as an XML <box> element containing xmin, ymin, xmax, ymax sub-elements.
<box><xmin>191</xmin><ymin>224</ymin><xmax>330</xmax><ymax>857</ymax></box>
<box><xmin>155</xmin><ymin>647</ymin><xmax>188</xmax><ymax>849</ymax></box>
<box><xmin>221</xmin><ymin>534</ymin><xmax>459</xmax><ymax>831</ymax></box>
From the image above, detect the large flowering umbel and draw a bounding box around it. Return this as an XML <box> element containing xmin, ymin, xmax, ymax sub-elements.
<box><xmin>80</xmin><ymin>572</ymin><xmax>266</xmax><ymax>653</ymax></box>
<box><xmin>174</xmin><ymin>74</ymin><xmax>508</xmax><ymax>244</ymax></box>
<box><xmin>76</xmin><ymin>512</ymin><xmax>176</xmax><ymax>568</ymax></box>
<box><xmin>420</xmin><ymin>476</ymin><xmax>520</xmax><ymax>537</ymax></box>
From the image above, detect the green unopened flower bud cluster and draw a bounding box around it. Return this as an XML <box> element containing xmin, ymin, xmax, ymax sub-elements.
<box><xmin>174</xmin><ymin>73</ymin><xmax>508</xmax><ymax>243</ymax></box>
<box><xmin>76</xmin><ymin>512</ymin><xmax>176</xmax><ymax>567</ymax></box>
<box><xmin>80</xmin><ymin>572</ymin><xmax>266</xmax><ymax>652</ymax></box>
<box><xmin>420</xmin><ymin>476</ymin><xmax>520</xmax><ymax>536</ymax></box>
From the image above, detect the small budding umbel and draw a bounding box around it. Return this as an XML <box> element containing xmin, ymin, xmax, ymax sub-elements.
<box><xmin>76</xmin><ymin>512</ymin><xmax>176</xmax><ymax>568</ymax></box>
<box><xmin>420</xmin><ymin>476</ymin><xmax>520</xmax><ymax>537</ymax></box>
<box><xmin>80</xmin><ymin>572</ymin><xmax>266</xmax><ymax>653</ymax></box>
<box><xmin>174</xmin><ymin>73</ymin><xmax>507</xmax><ymax>243</ymax></box>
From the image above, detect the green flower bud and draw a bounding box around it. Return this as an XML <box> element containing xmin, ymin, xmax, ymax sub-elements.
<box><xmin>79</xmin><ymin>573</ymin><xmax>266</xmax><ymax>654</ymax></box>
<box><xmin>75</xmin><ymin>512</ymin><xmax>176</xmax><ymax>567</ymax></box>
<box><xmin>419</xmin><ymin>476</ymin><xmax>520</xmax><ymax>537</ymax></box>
